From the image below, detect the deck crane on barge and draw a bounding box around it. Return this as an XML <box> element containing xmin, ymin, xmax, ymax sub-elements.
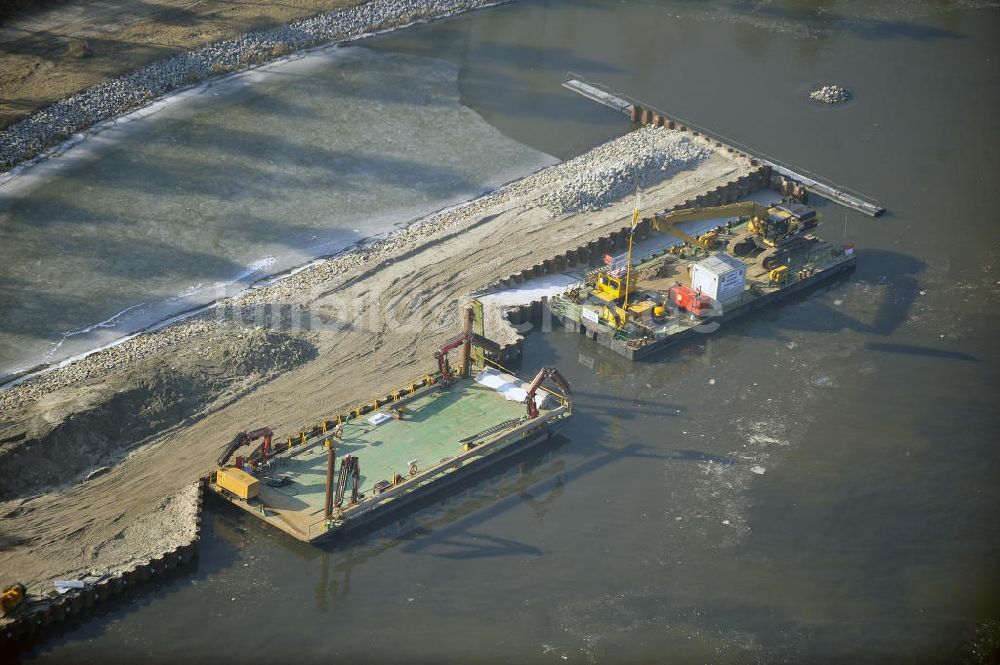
<box><xmin>523</xmin><ymin>365</ymin><xmax>572</xmax><ymax>419</ymax></box>
<box><xmin>435</xmin><ymin>331</ymin><xmax>502</xmax><ymax>382</ymax></box>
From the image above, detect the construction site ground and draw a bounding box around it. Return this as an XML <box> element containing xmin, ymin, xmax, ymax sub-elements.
<box><xmin>0</xmin><ymin>0</ymin><xmax>362</xmax><ymax>129</ymax></box>
<box><xmin>0</xmin><ymin>144</ymin><xmax>751</xmax><ymax>593</ymax></box>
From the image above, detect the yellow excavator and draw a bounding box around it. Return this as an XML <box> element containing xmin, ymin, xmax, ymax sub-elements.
<box><xmin>650</xmin><ymin>202</ymin><xmax>771</xmax><ymax>250</ymax></box>
<box><xmin>652</xmin><ymin>201</ymin><xmax>819</xmax><ymax>269</ymax></box>
<box><xmin>740</xmin><ymin>201</ymin><xmax>820</xmax><ymax>270</ymax></box>
<box><xmin>743</xmin><ymin>202</ymin><xmax>818</xmax><ymax>248</ymax></box>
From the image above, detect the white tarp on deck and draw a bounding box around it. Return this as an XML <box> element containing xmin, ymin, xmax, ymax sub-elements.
<box><xmin>474</xmin><ymin>368</ymin><xmax>548</xmax><ymax>410</ymax></box>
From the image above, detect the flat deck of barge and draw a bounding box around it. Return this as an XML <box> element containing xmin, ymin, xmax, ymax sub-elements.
<box><xmin>209</xmin><ymin>371</ymin><xmax>569</xmax><ymax>542</ymax></box>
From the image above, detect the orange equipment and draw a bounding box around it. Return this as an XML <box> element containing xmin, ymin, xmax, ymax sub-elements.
<box><xmin>435</xmin><ymin>333</ymin><xmax>501</xmax><ymax>382</ymax></box>
<box><xmin>2</xmin><ymin>583</ymin><xmax>26</xmax><ymax>617</ymax></box>
<box><xmin>217</xmin><ymin>427</ymin><xmax>273</xmax><ymax>466</ymax></box>
<box><xmin>669</xmin><ymin>284</ymin><xmax>712</xmax><ymax>316</ymax></box>
<box><xmin>523</xmin><ymin>366</ymin><xmax>572</xmax><ymax>419</ymax></box>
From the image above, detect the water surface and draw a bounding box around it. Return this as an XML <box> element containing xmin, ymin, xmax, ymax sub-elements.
<box><xmin>14</xmin><ymin>0</ymin><xmax>1000</xmax><ymax>662</ymax></box>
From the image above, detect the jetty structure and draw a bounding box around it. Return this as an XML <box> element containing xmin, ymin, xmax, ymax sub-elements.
<box><xmin>563</xmin><ymin>77</ymin><xmax>885</xmax><ymax>218</ymax></box>
<box><xmin>208</xmin><ymin>303</ymin><xmax>572</xmax><ymax>543</ymax></box>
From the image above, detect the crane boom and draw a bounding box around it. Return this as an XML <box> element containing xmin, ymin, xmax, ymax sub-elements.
<box><xmin>217</xmin><ymin>427</ymin><xmax>273</xmax><ymax>466</ymax></box>
<box><xmin>524</xmin><ymin>365</ymin><xmax>572</xmax><ymax>419</ymax></box>
<box><xmin>651</xmin><ymin>202</ymin><xmax>770</xmax><ymax>248</ymax></box>
<box><xmin>436</xmin><ymin>332</ymin><xmax>502</xmax><ymax>381</ymax></box>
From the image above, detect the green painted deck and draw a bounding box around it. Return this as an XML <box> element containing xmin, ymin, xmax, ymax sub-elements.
<box><xmin>247</xmin><ymin>379</ymin><xmax>534</xmax><ymax>538</ymax></box>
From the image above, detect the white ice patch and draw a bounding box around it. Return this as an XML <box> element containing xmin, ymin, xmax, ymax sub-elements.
<box><xmin>474</xmin><ymin>367</ymin><xmax>547</xmax><ymax>410</ymax></box>
<box><xmin>368</xmin><ymin>412</ymin><xmax>392</xmax><ymax>426</ymax></box>
<box><xmin>478</xmin><ymin>273</ymin><xmax>580</xmax><ymax>307</ymax></box>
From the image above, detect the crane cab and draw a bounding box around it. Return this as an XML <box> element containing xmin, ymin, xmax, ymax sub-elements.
<box><xmin>591</xmin><ymin>272</ymin><xmax>636</xmax><ymax>303</ymax></box>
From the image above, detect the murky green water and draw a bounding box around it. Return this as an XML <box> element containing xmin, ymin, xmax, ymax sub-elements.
<box><xmin>12</xmin><ymin>0</ymin><xmax>1000</xmax><ymax>663</ymax></box>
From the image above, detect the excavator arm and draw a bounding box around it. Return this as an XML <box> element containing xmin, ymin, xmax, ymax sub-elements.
<box><xmin>435</xmin><ymin>332</ymin><xmax>502</xmax><ymax>381</ymax></box>
<box><xmin>217</xmin><ymin>427</ymin><xmax>273</xmax><ymax>466</ymax></box>
<box><xmin>651</xmin><ymin>202</ymin><xmax>770</xmax><ymax>249</ymax></box>
<box><xmin>524</xmin><ymin>365</ymin><xmax>572</xmax><ymax>419</ymax></box>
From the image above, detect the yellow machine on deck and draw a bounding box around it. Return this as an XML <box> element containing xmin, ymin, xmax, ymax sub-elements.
<box><xmin>216</xmin><ymin>467</ymin><xmax>260</xmax><ymax>500</ymax></box>
<box><xmin>599</xmin><ymin>299</ymin><xmax>659</xmax><ymax>328</ymax></box>
<box><xmin>591</xmin><ymin>272</ymin><xmax>636</xmax><ymax>302</ymax></box>
<box><xmin>746</xmin><ymin>202</ymin><xmax>819</xmax><ymax>247</ymax></box>
<box><xmin>651</xmin><ymin>202</ymin><xmax>770</xmax><ymax>249</ymax></box>
<box><xmin>769</xmin><ymin>265</ymin><xmax>789</xmax><ymax>285</ymax></box>
<box><xmin>2</xmin><ymin>583</ymin><xmax>26</xmax><ymax>616</ymax></box>
<box><xmin>591</xmin><ymin>189</ymin><xmax>642</xmax><ymax>310</ymax></box>
<box><xmin>652</xmin><ymin>201</ymin><xmax>819</xmax><ymax>250</ymax></box>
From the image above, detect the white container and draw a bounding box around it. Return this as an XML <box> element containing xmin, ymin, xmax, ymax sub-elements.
<box><xmin>690</xmin><ymin>254</ymin><xmax>747</xmax><ymax>303</ymax></box>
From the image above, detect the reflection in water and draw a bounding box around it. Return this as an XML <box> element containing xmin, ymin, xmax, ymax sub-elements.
<box><xmin>306</xmin><ymin>436</ymin><xmax>569</xmax><ymax>608</ymax></box>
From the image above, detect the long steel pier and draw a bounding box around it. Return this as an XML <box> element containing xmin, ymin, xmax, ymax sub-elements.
<box><xmin>563</xmin><ymin>78</ymin><xmax>885</xmax><ymax>218</ymax></box>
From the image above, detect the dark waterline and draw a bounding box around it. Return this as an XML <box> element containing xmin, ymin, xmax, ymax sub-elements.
<box><xmin>13</xmin><ymin>1</ymin><xmax>1000</xmax><ymax>663</ymax></box>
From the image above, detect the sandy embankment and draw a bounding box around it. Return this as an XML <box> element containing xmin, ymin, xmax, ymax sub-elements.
<box><xmin>0</xmin><ymin>126</ymin><xmax>752</xmax><ymax>592</ymax></box>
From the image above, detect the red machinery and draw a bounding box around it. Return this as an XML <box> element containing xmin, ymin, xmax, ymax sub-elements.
<box><xmin>217</xmin><ymin>427</ymin><xmax>273</xmax><ymax>466</ymax></box>
<box><xmin>435</xmin><ymin>332</ymin><xmax>502</xmax><ymax>382</ymax></box>
<box><xmin>669</xmin><ymin>284</ymin><xmax>712</xmax><ymax>316</ymax></box>
<box><xmin>524</xmin><ymin>365</ymin><xmax>572</xmax><ymax>419</ymax></box>
<box><xmin>334</xmin><ymin>455</ymin><xmax>360</xmax><ymax>508</ymax></box>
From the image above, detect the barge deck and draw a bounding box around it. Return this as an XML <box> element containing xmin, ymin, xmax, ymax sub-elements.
<box><xmin>553</xmin><ymin>254</ymin><xmax>855</xmax><ymax>360</ymax></box>
<box><xmin>209</xmin><ymin>358</ymin><xmax>571</xmax><ymax>543</ymax></box>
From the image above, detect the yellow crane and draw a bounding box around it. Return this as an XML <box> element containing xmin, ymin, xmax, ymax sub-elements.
<box><xmin>652</xmin><ymin>201</ymin><xmax>820</xmax><ymax>269</ymax></box>
<box><xmin>650</xmin><ymin>202</ymin><xmax>771</xmax><ymax>249</ymax></box>
<box><xmin>589</xmin><ymin>189</ymin><xmax>643</xmax><ymax>327</ymax></box>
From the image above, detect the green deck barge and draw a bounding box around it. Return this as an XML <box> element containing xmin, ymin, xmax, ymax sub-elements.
<box><xmin>208</xmin><ymin>371</ymin><xmax>571</xmax><ymax>543</ymax></box>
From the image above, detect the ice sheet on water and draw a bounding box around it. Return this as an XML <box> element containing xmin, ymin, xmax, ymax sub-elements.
<box><xmin>0</xmin><ymin>47</ymin><xmax>556</xmax><ymax>378</ymax></box>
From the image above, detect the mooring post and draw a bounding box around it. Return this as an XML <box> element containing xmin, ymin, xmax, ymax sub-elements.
<box><xmin>324</xmin><ymin>441</ymin><xmax>335</xmax><ymax>520</ymax></box>
<box><xmin>460</xmin><ymin>303</ymin><xmax>472</xmax><ymax>378</ymax></box>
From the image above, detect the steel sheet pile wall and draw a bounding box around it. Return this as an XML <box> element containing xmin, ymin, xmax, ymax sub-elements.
<box><xmin>492</xmin><ymin>166</ymin><xmax>770</xmax><ymax>291</ymax></box>
<box><xmin>0</xmin><ymin>480</ymin><xmax>206</xmax><ymax>645</ymax></box>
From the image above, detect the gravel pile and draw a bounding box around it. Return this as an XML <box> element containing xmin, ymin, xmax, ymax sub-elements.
<box><xmin>809</xmin><ymin>84</ymin><xmax>851</xmax><ymax>105</ymax></box>
<box><xmin>0</xmin><ymin>0</ymin><xmax>503</xmax><ymax>170</ymax></box>
<box><xmin>540</xmin><ymin>126</ymin><xmax>710</xmax><ymax>217</ymax></box>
